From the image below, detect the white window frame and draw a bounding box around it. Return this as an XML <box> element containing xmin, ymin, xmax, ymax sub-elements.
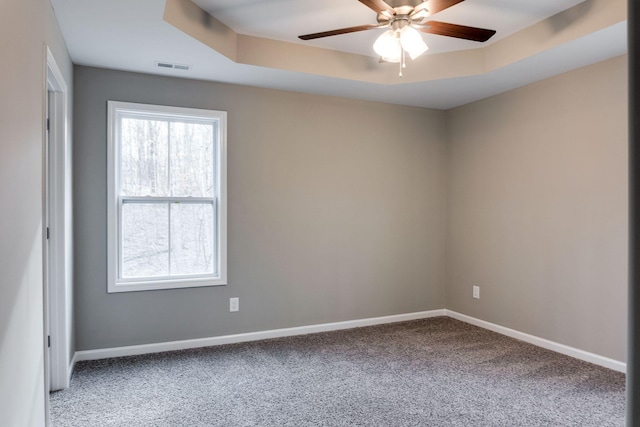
<box><xmin>107</xmin><ymin>101</ymin><xmax>227</xmax><ymax>293</ymax></box>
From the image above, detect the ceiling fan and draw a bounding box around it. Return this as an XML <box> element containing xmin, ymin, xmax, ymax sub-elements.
<box><xmin>298</xmin><ymin>0</ymin><xmax>496</xmax><ymax>76</ymax></box>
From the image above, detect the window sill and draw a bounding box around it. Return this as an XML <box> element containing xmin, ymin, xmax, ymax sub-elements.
<box><xmin>107</xmin><ymin>277</ymin><xmax>227</xmax><ymax>293</ymax></box>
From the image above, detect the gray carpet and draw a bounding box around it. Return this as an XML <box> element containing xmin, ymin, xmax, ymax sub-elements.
<box><xmin>50</xmin><ymin>317</ymin><xmax>625</xmax><ymax>426</ymax></box>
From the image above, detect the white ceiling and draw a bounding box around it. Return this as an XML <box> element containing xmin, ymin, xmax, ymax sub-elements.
<box><xmin>193</xmin><ymin>0</ymin><xmax>583</xmax><ymax>56</ymax></box>
<box><xmin>50</xmin><ymin>0</ymin><xmax>627</xmax><ymax>109</ymax></box>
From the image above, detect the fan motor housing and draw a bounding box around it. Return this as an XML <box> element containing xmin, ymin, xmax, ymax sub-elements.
<box><xmin>386</xmin><ymin>0</ymin><xmax>426</xmax><ymax>7</ymax></box>
<box><xmin>376</xmin><ymin>2</ymin><xmax>428</xmax><ymax>26</ymax></box>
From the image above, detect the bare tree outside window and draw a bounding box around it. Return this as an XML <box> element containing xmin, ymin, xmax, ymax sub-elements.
<box><xmin>117</xmin><ymin>113</ymin><xmax>217</xmax><ymax>280</ymax></box>
<box><xmin>108</xmin><ymin>101</ymin><xmax>226</xmax><ymax>293</ymax></box>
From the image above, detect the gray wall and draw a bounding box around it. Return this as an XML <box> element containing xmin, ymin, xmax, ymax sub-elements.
<box><xmin>73</xmin><ymin>66</ymin><xmax>448</xmax><ymax>350</ymax></box>
<box><xmin>74</xmin><ymin>56</ymin><xmax>627</xmax><ymax>363</ymax></box>
<box><xmin>0</xmin><ymin>0</ymin><xmax>73</xmax><ymax>425</ymax></box>
<box><xmin>446</xmin><ymin>55</ymin><xmax>628</xmax><ymax>361</ymax></box>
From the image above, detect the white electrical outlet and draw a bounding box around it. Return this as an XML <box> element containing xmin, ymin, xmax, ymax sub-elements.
<box><xmin>230</xmin><ymin>297</ymin><xmax>239</xmax><ymax>312</ymax></box>
<box><xmin>473</xmin><ymin>286</ymin><xmax>480</xmax><ymax>299</ymax></box>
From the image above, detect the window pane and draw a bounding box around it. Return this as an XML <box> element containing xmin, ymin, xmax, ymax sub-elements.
<box><xmin>170</xmin><ymin>203</ymin><xmax>215</xmax><ymax>276</ymax></box>
<box><xmin>120</xmin><ymin>118</ymin><xmax>169</xmax><ymax>196</ymax></box>
<box><xmin>122</xmin><ymin>203</ymin><xmax>169</xmax><ymax>278</ymax></box>
<box><xmin>170</xmin><ymin>121</ymin><xmax>215</xmax><ymax>197</ymax></box>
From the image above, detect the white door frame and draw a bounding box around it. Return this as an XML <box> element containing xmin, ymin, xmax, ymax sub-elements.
<box><xmin>44</xmin><ymin>46</ymin><xmax>73</xmax><ymax>393</ymax></box>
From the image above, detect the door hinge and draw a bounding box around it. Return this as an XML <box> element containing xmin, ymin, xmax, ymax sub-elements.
<box><xmin>48</xmin><ymin>335</ymin><xmax>51</xmax><ymax>348</ymax></box>
<box><xmin>46</xmin><ymin>227</ymin><xmax>50</xmax><ymax>240</ymax></box>
<box><xmin>46</xmin><ymin>118</ymin><xmax>50</xmax><ymax>131</ymax></box>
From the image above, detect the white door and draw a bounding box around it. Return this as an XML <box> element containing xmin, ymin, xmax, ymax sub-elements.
<box><xmin>45</xmin><ymin>48</ymin><xmax>72</xmax><ymax>395</ymax></box>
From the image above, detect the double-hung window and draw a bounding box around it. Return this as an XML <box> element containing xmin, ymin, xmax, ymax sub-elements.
<box><xmin>107</xmin><ymin>101</ymin><xmax>227</xmax><ymax>293</ymax></box>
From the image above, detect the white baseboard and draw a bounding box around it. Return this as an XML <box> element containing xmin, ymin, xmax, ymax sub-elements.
<box><xmin>69</xmin><ymin>352</ymin><xmax>78</xmax><ymax>379</ymax></box>
<box><xmin>74</xmin><ymin>309</ymin><xmax>446</xmax><ymax>362</ymax></box>
<box><xmin>445</xmin><ymin>310</ymin><xmax>626</xmax><ymax>373</ymax></box>
<box><xmin>73</xmin><ymin>308</ymin><xmax>625</xmax><ymax>374</ymax></box>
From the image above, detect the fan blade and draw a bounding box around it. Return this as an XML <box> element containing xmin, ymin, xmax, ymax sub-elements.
<box><xmin>416</xmin><ymin>21</ymin><xmax>496</xmax><ymax>42</ymax></box>
<box><xmin>299</xmin><ymin>24</ymin><xmax>382</xmax><ymax>40</ymax></box>
<box><xmin>426</xmin><ymin>0</ymin><xmax>466</xmax><ymax>16</ymax></box>
<box><xmin>358</xmin><ymin>0</ymin><xmax>395</xmax><ymax>15</ymax></box>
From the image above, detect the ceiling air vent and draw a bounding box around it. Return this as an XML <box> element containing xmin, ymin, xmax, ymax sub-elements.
<box><xmin>156</xmin><ymin>61</ymin><xmax>192</xmax><ymax>71</ymax></box>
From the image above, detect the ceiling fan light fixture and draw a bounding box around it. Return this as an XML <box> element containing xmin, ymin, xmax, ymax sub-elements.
<box><xmin>373</xmin><ymin>29</ymin><xmax>402</xmax><ymax>63</ymax></box>
<box><xmin>374</xmin><ymin>25</ymin><xmax>429</xmax><ymax>64</ymax></box>
<box><xmin>400</xmin><ymin>26</ymin><xmax>429</xmax><ymax>60</ymax></box>
<box><xmin>298</xmin><ymin>0</ymin><xmax>496</xmax><ymax>77</ymax></box>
